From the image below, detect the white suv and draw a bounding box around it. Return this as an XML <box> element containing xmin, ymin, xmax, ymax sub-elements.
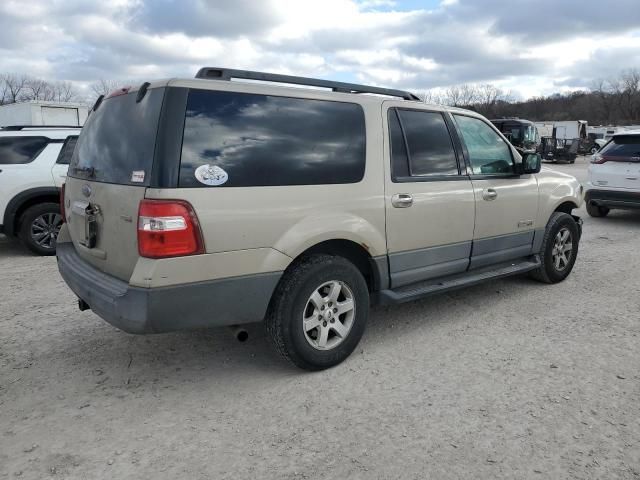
<box><xmin>0</xmin><ymin>126</ymin><xmax>81</xmax><ymax>254</ymax></box>
<box><xmin>585</xmin><ymin>130</ymin><xmax>640</xmax><ymax>217</ymax></box>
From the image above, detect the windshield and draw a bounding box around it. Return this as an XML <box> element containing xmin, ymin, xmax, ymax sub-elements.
<box><xmin>69</xmin><ymin>88</ymin><xmax>164</xmax><ymax>185</ymax></box>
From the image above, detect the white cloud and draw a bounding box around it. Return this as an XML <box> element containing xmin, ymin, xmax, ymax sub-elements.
<box><xmin>0</xmin><ymin>0</ymin><xmax>638</xmax><ymax>100</ymax></box>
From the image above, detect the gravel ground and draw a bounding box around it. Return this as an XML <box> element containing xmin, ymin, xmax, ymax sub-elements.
<box><xmin>1</xmin><ymin>157</ymin><xmax>639</xmax><ymax>479</ymax></box>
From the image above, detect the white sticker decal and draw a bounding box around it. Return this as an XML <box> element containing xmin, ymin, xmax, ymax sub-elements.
<box><xmin>131</xmin><ymin>170</ymin><xmax>145</xmax><ymax>183</ymax></box>
<box><xmin>195</xmin><ymin>164</ymin><xmax>229</xmax><ymax>186</ymax></box>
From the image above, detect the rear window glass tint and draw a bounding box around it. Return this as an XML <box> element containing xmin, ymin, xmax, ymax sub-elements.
<box><xmin>388</xmin><ymin>109</ymin><xmax>409</xmax><ymax>178</ymax></box>
<box><xmin>179</xmin><ymin>89</ymin><xmax>366</xmax><ymax>187</ymax></box>
<box><xmin>56</xmin><ymin>136</ymin><xmax>78</xmax><ymax>164</ymax></box>
<box><xmin>397</xmin><ymin>109</ymin><xmax>458</xmax><ymax>176</ymax></box>
<box><xmin>601</xmin><ymin>136</ymin><xmax>640</xmax><ymax>158</ymax></box>
<box><xmin>69</xmin><ymin>88</ymin><xmax>164</xmax><ymax>185</ymax></box>
<box><xmin>0</xmin><ymin>136</ymin><xmax>48</xmax><ymax>164</ymax></box>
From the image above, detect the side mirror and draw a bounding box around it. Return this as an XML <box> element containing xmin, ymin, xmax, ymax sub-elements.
<box><xmin>522</xmin><ymin>152</ymin><xmax>541</xmax><ymax>174</ymax></box>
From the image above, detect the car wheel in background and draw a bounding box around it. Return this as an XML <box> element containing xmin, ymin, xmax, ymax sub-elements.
<box><xmin>266</xmin><ymin>254</ymin><xmax>369</xmax><ymax>371</ymax></box>
<box><xmin>586</xmin><ymin>202</ymin><xmax>610</xmax><ymax>218</ymax></box>
<box><xmin>530</xmin><ymin>212</ymin><xmax>580</xmax><ymax>284</ymax></box>
<box><xmin>19</xmin><ymin>202</ymin><xmax>63</xmax><ymax>256</ymax></box>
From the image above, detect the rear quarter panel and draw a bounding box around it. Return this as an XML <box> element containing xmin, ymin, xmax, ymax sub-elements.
<box><xmin>145</xmin><ymin>101</ymin><xmax>387</xmax><ymax>266</ymax></box>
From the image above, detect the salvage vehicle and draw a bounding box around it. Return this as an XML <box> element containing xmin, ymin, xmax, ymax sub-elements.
<box><xmin>585</xmin><ymin>130</ymin><xmax>640</xmax><ymax>217</ymax></box>
<box><xmin>490</xmin><ymin>118</ymin><xmax>540</xmax><ymax>155</ymax></box>
<box><xmin>56</xmin><ymin>68</ymin><xmax>584</xmax><ymax>370</ymax></box>
<box><xmin>0</xmin><ymin>126</ymin><xmax>80</xmax><ymax>254</ymax></box>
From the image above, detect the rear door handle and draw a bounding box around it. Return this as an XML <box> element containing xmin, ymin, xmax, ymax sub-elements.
<box><xmin>391</xmin><ymin>193</ymin><xmax>413</xmax><ymax>208</ymax></box>
<box><xmin>482</xmin><ymin>188</ymin><xmax>498</xmax><ymax>201</ymax></box>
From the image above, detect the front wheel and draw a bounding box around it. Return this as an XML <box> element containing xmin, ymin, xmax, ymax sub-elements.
<box><xmin>530</xmin><ymin>212</ymin><xmax>580</xmax><ymax>284</ymax></box>
<box><xmin>265</xmin><ymin>254</ymin><xmax>369</xmax><ymax>371</ymax></box>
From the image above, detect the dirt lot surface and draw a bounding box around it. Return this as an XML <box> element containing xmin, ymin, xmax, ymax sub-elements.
<box><xmin>1</xmin><ymin>157</ymin><xmax>639</xmax><ymax>479</ymax></box>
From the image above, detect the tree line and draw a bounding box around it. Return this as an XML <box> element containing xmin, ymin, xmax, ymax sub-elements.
<box><xmin>419</xmin><ymin>69</ymin><xmax>640</xmax><ymax>126</ymax></box>
<box><xmin>2</xmin><ymin>69</ymin><xmax>639</xmax><ymax>125</ymax></box>
<box><xmin>0</xmin><ymin>74</ymin><xmax>125</xmax><ymax>106</ymax></box>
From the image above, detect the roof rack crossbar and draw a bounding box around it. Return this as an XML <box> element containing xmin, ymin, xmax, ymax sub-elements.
<box><xmin>195</xmin><ymin>67</ymin><xmax>420</xmax><ymax>101</ymax></box>
<box><xmin>0</xmin><ymin>125</ymin><xmax>81</xmax><ymax>130</ymax></box>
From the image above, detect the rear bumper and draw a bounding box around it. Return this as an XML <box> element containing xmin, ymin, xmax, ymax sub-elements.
<box><xmin>56</xmin><ymin>242</ymin><xmax>282</xmax><ymax>334</ymax></box>
<box><xmin>585</xmin><ymin>188</ymin><xmax>640</xmax><ymax>210</ymax></box>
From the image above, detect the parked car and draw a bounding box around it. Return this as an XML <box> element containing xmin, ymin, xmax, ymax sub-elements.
<box><xmin>0</xmin><ymin>126</ymin><xmax>80</xmax><ymax>254</ymax></box>
<box><xmin>56</xmin><ymin>68</ymin><xmax>583</xmax><ymax>370</ymax></box>
<box><xmin>585</xmin><ymin>130</ymin><xmax>640</xmax><ymax>217</ymax></box>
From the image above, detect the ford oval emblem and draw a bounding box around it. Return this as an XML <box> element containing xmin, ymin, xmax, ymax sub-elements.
<box><xmin>82</xmin><ymin>184</ymin><xmax>92</xmax><ymax>198</ymax></box>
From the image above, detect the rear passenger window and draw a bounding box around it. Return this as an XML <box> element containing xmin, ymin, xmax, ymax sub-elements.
<box><xmin>0</xmin><ymin>136</ymin><xmax>48</xmax><ymax>164</ymax></box>
<box><xmin>389</xmin><ymin>109</ymin><xmax>459</xmax><ymax>179</ymax></box>
<box><xmin>56</xmin><ymin>136</ymin><xmax>78</xmax><ymax>164</ymax></box>
<box><xmin>179</xmin><ymin>90</ymin><xmax>366</xmax><ymax>187</ymax></box>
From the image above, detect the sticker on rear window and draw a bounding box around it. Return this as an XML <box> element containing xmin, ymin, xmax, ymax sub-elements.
<box><xmin>195</xmin><ymin>164</ymin><xmax>228</xmax><ymax>186</ymax></box>
<box><xmin>131</xmin><ymin>170</ymin><xmax>145</xmax><ymax>183</ymax></box>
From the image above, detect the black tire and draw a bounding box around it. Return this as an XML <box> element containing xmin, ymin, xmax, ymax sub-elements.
<box><xmin>18</xmin><ymin>202</ymin><xmax>63</xmax><ymax>256</ymax></box>
<box><xmin>530</xmin><ymin>212</ymin><xmax>580</xmax><ymax>284</ymax></box>
<box><xmin>265</xmin><ymin>254</ymin><xmax>369</xmax><ymax>371</ymax></box>
<box><xmin>586</xmin><ymin>202</ymin><xmax>609</xmax><ymax>218</ymax></box>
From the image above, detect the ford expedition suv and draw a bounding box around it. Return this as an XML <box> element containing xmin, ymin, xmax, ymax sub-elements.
<box><xmin>57</xmin><ymin>68</ymin><xmax>583</xmax><ymax>370</ymax></box>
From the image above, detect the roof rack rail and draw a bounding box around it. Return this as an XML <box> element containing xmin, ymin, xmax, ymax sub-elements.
<box><xmin>1</xmin><ymin>125</ymin><xmax>81</xmax><ymax>131</ymax></box>
<box><xmin>195</xmin><ymin>67</ymin><xmax>420</xmax><ymax>101</ymax></box>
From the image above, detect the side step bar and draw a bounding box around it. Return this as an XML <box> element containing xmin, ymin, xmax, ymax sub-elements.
<box><xmin>375</xmin><ymin>256</ymin><xmax>541</xmax><ymax>305</ymax></box>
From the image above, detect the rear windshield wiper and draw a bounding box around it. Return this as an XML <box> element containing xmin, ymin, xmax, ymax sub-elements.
<box><xmin>72</xmin><ymin>166</ymin><xmax>96</xmax><ymax>178</ymax></box>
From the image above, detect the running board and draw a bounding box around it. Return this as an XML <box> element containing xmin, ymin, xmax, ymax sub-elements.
<box><xmin>374</xmin><ymin>256</ymin><xmax>541</xmax><ymax>305</ymax></box>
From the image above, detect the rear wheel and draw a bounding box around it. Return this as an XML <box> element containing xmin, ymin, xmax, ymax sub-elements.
<box><xmin>19</xmin><ymin>203</ymin><xmax>62</xmax><ymax>256</ymax></box>
<box><xmin>265</xmin><ymin>254</ymin><xmax>369</xmax><ymax>371</ymax></box>
<box><xmin>530</xmin><ymin>212</ymin><xmax>579</xmax><ymax>284</ymax></box>
<box><xmin>586</xmin><ymin>202</ymin><xmax>609</xmax><ymax>217</ymax></box>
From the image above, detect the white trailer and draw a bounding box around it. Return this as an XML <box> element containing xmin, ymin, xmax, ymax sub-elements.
<box><xmin>549</xmin><ymin>120</ymin><xmax>588</xmax><ymax>140</ymax></box>
<box><xmin>0</xmin><ymin>101</ymin><xmax>88</xmax><ymax>127</ymax></box>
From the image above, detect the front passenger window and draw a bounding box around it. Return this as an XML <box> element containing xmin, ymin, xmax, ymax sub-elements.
<box><xmin>454</xmin><ymin>115</ymin><xmax>514</xmax><ymax>175</ymax></box>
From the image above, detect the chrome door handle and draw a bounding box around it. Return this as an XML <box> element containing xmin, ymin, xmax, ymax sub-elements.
<box><xmin>482</xmin><ymin>188</ymin><xmax>498</xmax><ymax>201</ymax></box>
<box><xmin>392</xmin><ymin>193</ymin><xmax>413</xmax><ymax>208</ymax></box>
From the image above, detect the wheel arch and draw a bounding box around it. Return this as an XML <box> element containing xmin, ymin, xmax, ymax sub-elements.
<box><xmin>3</xmin><ymin>187</ymin><xmax>61</xmax><ymax>236</ymax></box>
<box><xmin>284</xmin><ymin>239</ymin><xmax>388</xmax><ymax>293</ymax></box>
<box><xmin>553</xmin><ymin>200</ymin><xmax>579</xmax><ymax>215</ymax></box>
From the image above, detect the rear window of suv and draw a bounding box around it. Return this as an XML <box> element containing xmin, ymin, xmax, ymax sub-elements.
<box><xmin>0</xmin><ymin>136</ymin><xmax>49</xmax><ymax>164</ymax></box>
<box><xmin>179</xmin><ymin>89</ymin><xmax>366</xmax><ymax>187</ymax></box>
<box><xmin>69</xmin><ymin>88</ymin><xmax>164</xmax><ymax>185</ymax></box>
<box><xmin>600</xmin><ymin>135</ymin><xmax>640</xmax><ymax>159</ymax></box>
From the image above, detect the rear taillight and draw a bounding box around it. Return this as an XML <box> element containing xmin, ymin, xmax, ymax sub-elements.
<box><xmin>60</xmin><ymin>183</ymin><xmax>66</xmax><ymax>223</ymax></box>
<box><xmin>137</xmin><ymin>200</ymin><xmax>204</xmax><ymax>258</ymax></box>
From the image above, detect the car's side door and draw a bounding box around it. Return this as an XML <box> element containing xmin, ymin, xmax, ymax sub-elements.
<box><xmin>451</xmin><ymin>114</ymin><xmax>539</xmax><ymax>269</ymax></box>
<box><xmin>384</xmin><ymin>104</ymin><xmax>475</xmax><ymax>288</ymax></box>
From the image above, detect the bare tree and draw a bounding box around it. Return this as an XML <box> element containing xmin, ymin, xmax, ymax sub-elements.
<box><xmin>90</xmin><ymin>79</ymin><xmax>124</xmax><ymax>99</ymax></box>
<box><xmin>2</xmin><ymin>73</ymin><xmax>28</xmax><ymax>103</ymax></box>
<box><xmin>53</xmin><ymin>81</ymin><xmax>76</xmax><ymax>102</ymax></box>
<box><xmin>418</xmin><ymin>89</ymin><xmax>446</xmax><ymax>105</ymax></box>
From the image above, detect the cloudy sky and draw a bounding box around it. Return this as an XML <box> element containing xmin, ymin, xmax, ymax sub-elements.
<box><xmin>2</xmin><ymin>0</ymin><xmax>640</xmax><ymax>100</ymax></box>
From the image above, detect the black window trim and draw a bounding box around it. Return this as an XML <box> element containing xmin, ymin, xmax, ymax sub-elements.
<box><xmin>449</xmin><ymin>112</ymin><xmax>521</xmax><ymax>180</ymax></box>
<box><xmin>178</xmin><ymin>87</ymin><xmax>367</xmax><ymax>188</ymax></box>
<box><xmin>0</xmin><ymin>135</ymin><xmax>53</xmax><ymax>165</ymax></box>
<box><xmin>55</xmin><ymin>135</ymin><xmax>79</xmax><ymax>165</ymax></box>
<box><xmin>389</xmin><ymin>107</ymin><xmax>467</xmax><ymax>183</ymax></box>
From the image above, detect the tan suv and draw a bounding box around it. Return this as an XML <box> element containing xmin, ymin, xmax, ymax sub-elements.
<box><xmin>57</xmin><ymin>68</ymin><xmax>583</xmax><ymax>370</ymax></box>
